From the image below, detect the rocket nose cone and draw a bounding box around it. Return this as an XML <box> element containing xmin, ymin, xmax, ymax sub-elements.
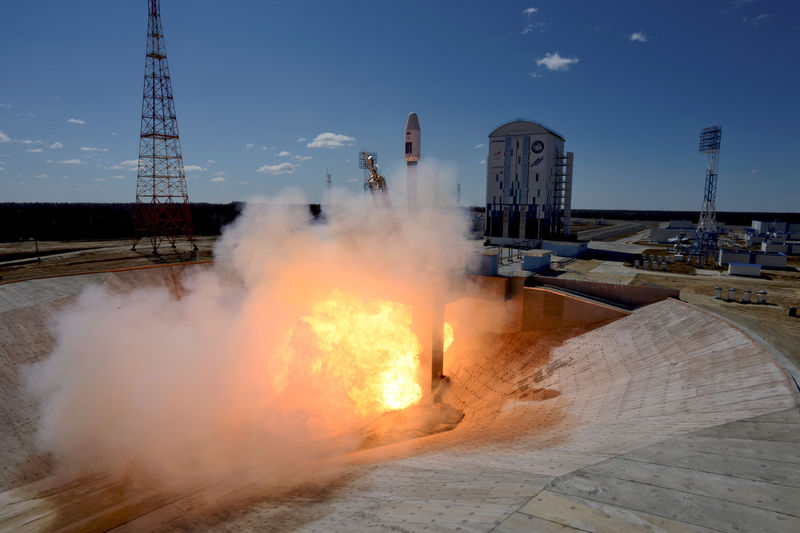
<box><xmin>406</xmin><ymin>112</ymin><xmax>420</xmax><ymax>131</ymax></box>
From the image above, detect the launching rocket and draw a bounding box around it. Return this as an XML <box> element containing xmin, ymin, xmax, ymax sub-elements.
<box><xmin>404</xmin><ymin>112</ymin><xmax>420</xmax><ymax>210</ymax></box>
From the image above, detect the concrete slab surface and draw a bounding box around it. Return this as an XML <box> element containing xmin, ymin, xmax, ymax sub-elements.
<box><xmin>0</xmin><ymin>269</ymin><xmax>796</xmax><ymax>531</ymax></box>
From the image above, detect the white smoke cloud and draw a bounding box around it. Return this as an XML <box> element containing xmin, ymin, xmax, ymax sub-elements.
<box><xmin>24</xmin><ymin>170</ymin><xmax>469</xmax><ymax>497</ymax></box>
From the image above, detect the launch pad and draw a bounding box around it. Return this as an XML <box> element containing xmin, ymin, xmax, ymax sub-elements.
<box><xmin>0</xmin><ymin>265</ymin><xmax>797</xmax><ymax>531</ymax></box>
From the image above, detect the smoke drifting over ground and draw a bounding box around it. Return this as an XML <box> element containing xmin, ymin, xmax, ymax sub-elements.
<box><xmin>23</xmin><ymin>170</ymin><xmax>469</xmax><ymax>495</ymax></box>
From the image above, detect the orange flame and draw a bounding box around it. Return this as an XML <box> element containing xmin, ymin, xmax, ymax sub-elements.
<box><xmin>299</xmin><ymin>290</ymin><xmax>423</xmax><ymax>416</ymax></box>
<box><xmin>444</xmin><ymin>322</ymin><xmax>454</xmax><ymax>352</ymax></box>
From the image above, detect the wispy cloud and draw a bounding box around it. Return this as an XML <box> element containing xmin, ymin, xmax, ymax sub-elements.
<box><xmin>473</xmin><ymin>144</ymin><xmax>485</xmax><ymax>149</ymax></box>
<box><xmin>67</xmin><ymin>118</ymin><xmax>86</xmax><ymax>125</ymax></box>
<box><xmin>0</xmin><ymin>130</ymin><xmax>10</xmax><ymax>143</ymax></box>
<box><xmin>307</xmin><ymin>132</ymin><xmax>356</xmax><ymax>149</ymax></box>
<box><xmin>49</xmin><ymin>141</ymin><xmax>63</xmax><ymax>149</ymax></box>
<box><xmin>80</xmin><ymin>146</ymin><xmax>108</xmax><ymax>152</ymax></box>
<box><xmin>296</xmin><ymin>137</ymin><xmax>307</xmax><ymax>143</ymax></box>
<box><xmin>183</xmin><ymin>165</ymin><xmax>207</xmax><ymax>172</ymax></box>
<box><xmin>522</xmin><ymin>7</ymin><xmax>538</xmax><ymax>16</ymax></box>
<box><xmin>480</xmin><ymin>160</ymin><xmax>486</xmax><ymax>166</ymax></box>
<box><xmin>732</xmin><ymin>0</ymin><xmax>759</xmax><ymax>6</ymax></box>
<box><xmin>210</xmin><ymin>176</ymin><xmax>226</xmax><ymax>183</ymax></box>
<box><xmin>522</xmin><ymin>22</ymin><xmax>547</xmax><ymax>34</ymax></box>
<box><xmin>277</xmin><ymin>151</ymin><xmax>291</xmax><ymax>157</ymax></box>
<box><xmin>58</xmin><ymin>159</ymin><xmax>82</xmax><ymax>165</ymax></box>
<box><xmin>213</xmin><ymin>171</ymin><xmax>225</xmax><ymax>177</ymax></box>
<box><xmin>94</xmin><ymin>177</ymin><xmax>108</xmax><ymax>182</ymax></box>
<box><xmin>742</xmin><ymin>13</ymin><xmax>773</xmax><ymax>26</ymax></box>
<box><xmin>110</xmin><ymin>175</ymin><xmax>125</xmax><ymax>179</ymax></box>
<box><xmin>26</xmin><ymin>148</ymin><xmax>44</xmax><ymax>153</ymax></box>
<box><xmin>294</xmin><ymin>155</ymin><xmax>312</xmax><ymax>161</ymax></box>
<box><xmin>751</xmin><ymin>169</ymin><xmax>760</xmax><ymax>174</ymax></box>
<box><xmin>630</xmin><ymin>32</ymin><xmax>648</xmax><ymax>42</ymax></box>
<box><xmin>34</xmin><ymin>173</ymin><xmax>48</xmax><ymax>179</ymax></box>
<box><xmin>245</xmin><ymin>143</ymin><xmax>254</xmax><ymax>149</ymax></box>
<box><xmin>528</xmin><ymin>71</ymin><xmax>544</xmax><ymax>79</ymax></box>
<box><xmin>536</xmin><ymin>52</ymin><xmax>579</xmax><ymax>71</ymax></box>
<box><xmin>257</xmin><ymin>162</ymin><xmax>297</xmax><ymax>174</ymax></box>
<box><xmin>109</xmin><ymin>159</ymin><xmax>138</xmax><ymax>170</ymax></box>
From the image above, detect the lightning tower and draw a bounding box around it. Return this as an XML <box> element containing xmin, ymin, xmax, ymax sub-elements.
<box><xmin>688</xmin><ymin>125</ymin><xmax>722</xmax><ymax>266</ymax></box>
<box><xmin>132</xmin><ymin>0</ymin><xmax>196</xmax><ymax>252</ymax></box>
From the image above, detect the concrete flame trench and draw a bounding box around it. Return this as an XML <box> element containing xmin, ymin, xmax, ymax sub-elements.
<box><xmin>0</xmin><ymin>265</ymin><xmax>799</xmax><ymax>531</ymax></box>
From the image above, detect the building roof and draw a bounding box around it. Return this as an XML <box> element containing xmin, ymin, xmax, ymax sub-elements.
<box><xmin>489</xmin><ymin>118</ymin><xmax>565</xmax><ymax>142</ymax></box>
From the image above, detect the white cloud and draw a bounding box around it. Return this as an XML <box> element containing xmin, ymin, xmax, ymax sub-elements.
<box><xmin>210</xmin><ymin>176</ymin><xmax>226</xmax><ymax>183</ymax></box>
<box><xmin>277</xmin><ymin>151</ymin><xmax>291</xmax><ymax>157</ymax></box>
<box><xmin>732</xmin><ymin>0</ymin><xmax>759</xmax><ymax>6</ymax></box>
<box><xmin>94</xmin><ymin>177</ymin><xmax>107</xmax><ymax>182</ymax></box>
<box><xmin>213</xmin><ymin>171</ymin><xmax>225</xmax><ymax>177</ymax></box>
<box><xmin>307</xmin><ymin>132</ymin><xmax>356</xmax><ymax>149</ymax></box>
<box><xmin>206</xmin><ymin>159</ymin><xmax>216</xmax><ymax>164</ymax></box>
<box><xmin>480</xmin><ymin>160</ymin><xmax>486</xmax><ymax>166</ymax></box>
<box><xmin>109</xmin><ymin>159</ymin><xmax>139</xmax><ymax>170</ymax></box>
<box><xmin>58</xmin><ymin>159</ymin><xmax>82</xmax><ymax>165</ymax></box>
<box><xmin>0</xmin><ymin>103</ymin><xmax>11</xmax><ymax>109</ymax></box>
<box><xmin>529</xmin><ymin>71</ymin><xmax>544</xmax><ymax>78</ymax></box>
<box><xmin>20</xmin><ymin>139</ymin><xmax>36</xmax><ymax>144</ymax></box>
<box><xmin>522</xmin><ymin>7</ymin><xmax>538</xmax><ymax>16</ymax></box>
<box><xmin>257</xmin><ymin>162</ymin><xmax>297</xmax><ymax>174</ymax></box>
<box><xmin>296</xmin><ymin>137</ymin><xmax>307</xmax><ymax>143</ymax></box>
<box><xmin>0</xmin><ymin>130</ymin><xmax>9</xmax><ymax>143</ymax></box>
<box><xmin>536</xmin><ymin>52</ymin><xmax>579</xmax><ymax>71</ymax></box>
<box><xmin>473</xmin><ymin>144</ymin><xmax>485</xmax><ymax>149</ymax></box>
<box><xmin>67</xmin><ymin>118</ymin><xmax>86</xmax><ymax>125</ymax></box>
<box><xmin>34</xmin><ymin>173</ymin><xmax>48</xmax><ymax>179</ymax></box>
<box><xmin>49</xmin><ymin>141</ymin><xmax>64</xmax><ymax>149</ymax></box>
<box><xmin>294</xmin><ymin>155</ymin><xmax>312</xmax><ymax>161</ymax></box>
<box><xmin>630</xmin><ymin>32</ymin><xmax>648</xmax><ymax>42</ymax></box>
<box><xmin>80</xmin><ymin>146</ymin><xmax>108</xmax><ymax>152</ymax></box>
<box><xmin>743</xmin><ymin>13</ymin><xmax>773</xmax><ymax>26</ymax></box>
<box><xmin>245</xmin><ymin>143</ymin><xmax>254</xmax><ymax>149</ymax></box>
<box><xmin>26</xmin><ymin>148</ymin><xmax>44</xmax><ymax>153</ymax></box>
<box><xmin>347</xmin><ymin>178</ymin><xmax>359</xmax><ymax>183</ymax></box>
<box><xmin>45</xmin><ymin>160</ymin><xmax>53</xmax><ymax>164</ymax></box>
<box><xmin>110</xmin><ymin>175</ymin><xmax>125</xmax><ymax>180</ymax></box>
<box><xmin>183</xmin><ymin>165</ymin><xmax>207</xmax><ymax>172</ymax></box>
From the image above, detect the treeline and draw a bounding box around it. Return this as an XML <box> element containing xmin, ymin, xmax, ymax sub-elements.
<box><xmin>0</xmin><ymin>203</ymin><xmax>243</xmax><ymax>241</ymax></box>
<box><xmin>571</xmin><ymin>209</ymin><xmax>800</xmax><ymax>226</ymax></box>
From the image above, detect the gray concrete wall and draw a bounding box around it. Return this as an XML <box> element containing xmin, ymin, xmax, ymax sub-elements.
<box><xmin>527</xmin><ymin>277</ymin><xmax>679</xmax><ymax>309</ymax></box>
<box><xmin>521</xmin><ymin>287</ymin><xmax>630</xmax><ymax>331</ymax></box>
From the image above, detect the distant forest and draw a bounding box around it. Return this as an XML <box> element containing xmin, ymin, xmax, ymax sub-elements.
<box><xmin>570</xmin><ymin>209</ymin><xmax>800</xmax><ymax>226</ymax></box>
<box><xmin>1</xmin><ymin>203</ymin><xmax>797</xmax><ymax>242</ymax></box>
<box><xmin>0</xmin><ymin>203</ymin><xmax>242</xmax><ymax>241</ymax></box>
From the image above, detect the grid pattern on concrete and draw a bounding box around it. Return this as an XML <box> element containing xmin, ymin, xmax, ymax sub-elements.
<box><xmin>0</xmin><ymin>272</ymin><xmax>795</xmax><ymax>531</ymax></box>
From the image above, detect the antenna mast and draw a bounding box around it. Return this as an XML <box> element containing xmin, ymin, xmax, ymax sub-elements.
<box><xmin>132</xmin><ymin>0</ymin><xmax>196</xmax><ymax>252</ymax></box>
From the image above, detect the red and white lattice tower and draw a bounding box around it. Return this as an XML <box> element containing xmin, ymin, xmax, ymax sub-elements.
<box><xmin>132</xmin><ymin>0</ymin><xmax>196</xmax><ymax>252</ymax></box>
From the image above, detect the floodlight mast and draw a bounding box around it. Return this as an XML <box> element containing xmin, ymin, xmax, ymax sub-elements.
<box><xmin>689</xmin><ymin>125</ymin><xmax>722</xmax><ymax>267</ymax></box>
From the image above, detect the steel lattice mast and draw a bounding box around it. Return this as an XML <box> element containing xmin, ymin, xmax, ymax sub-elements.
<box><xmin>132</xmin><ymin>0</ymin><xmax>196</xmax><ymax>252</ymax></box>
<box><xmin>689</xmin><ymin>125</ymin><xmax>722</xmax><ymax>266</ymax></box>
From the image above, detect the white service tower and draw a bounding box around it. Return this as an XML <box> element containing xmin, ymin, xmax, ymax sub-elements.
<box><xmin>404</xmin><ymin>112</ymin><xmax>420</xmax><ymax>209</ymax></box>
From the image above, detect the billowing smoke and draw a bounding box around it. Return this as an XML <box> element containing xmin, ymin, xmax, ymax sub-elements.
<box><xmin>23</xmin><ymin>165</ymin><xmax>470</xmax><ymax>494</ymax></box>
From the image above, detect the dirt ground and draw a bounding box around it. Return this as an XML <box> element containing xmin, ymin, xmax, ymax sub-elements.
<box><xmin>631</xmin><ymin>271</ymin><xmax>800</xmax><ymax>368</ymax></box>
<box><xmin>0</xmin><ymin>237</ymin><xmax>217</xmax><ymax>283</ymax></box>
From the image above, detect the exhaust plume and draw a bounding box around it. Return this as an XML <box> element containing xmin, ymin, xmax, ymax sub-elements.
<box><xmin>24</xmin><ymin>167</ymin><xmax>469</xmax><ymax>495</ymax></box>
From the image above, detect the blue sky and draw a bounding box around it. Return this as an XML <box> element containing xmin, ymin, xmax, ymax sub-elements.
<box><xmin>1</xmin><ymin>0</ymin><xmax>798</xmax><ymax>210</ymax></box>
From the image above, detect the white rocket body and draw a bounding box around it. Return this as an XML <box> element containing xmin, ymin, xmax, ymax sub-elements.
<box><xmin>405</xmin><ymin>113</ymin><xmax>420</xmax><ymax>209</ymax></box>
